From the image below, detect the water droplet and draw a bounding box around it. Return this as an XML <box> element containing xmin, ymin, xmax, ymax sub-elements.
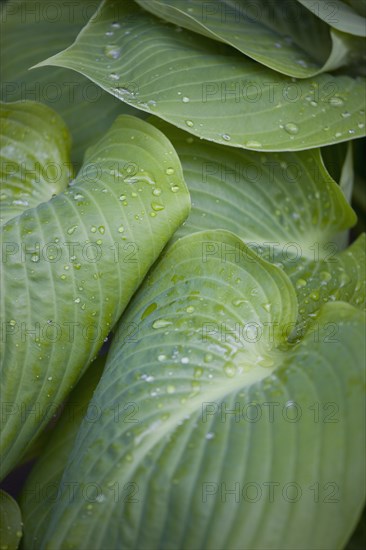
<box><xmin>170</xmin><ymin>185</ymin><xmax>180</xmax><ymax>193</ymax></box>
<box><xmin>320</xmin><ymin>271</ymin><xmax>331</xmax><ymax>282</ymax></box>
<box><xmin>151</xmin><ymin>202</ymin><xmax>164</xmax><ymax>211</ymax></box>
<box><xmin>9</xmin><ymin>319</ymin><xmax>16</xmax><ymax>327</ymax></box>
<box><xmin>111</xmin><ymin>21</ymin><xmax>120</xmax><ymax>29</ymax></box>
<box><xmin>152</xmin><ymin>319</ymin><xmax>172</xmax><ymax>329</ymax></box>
<box><xmin>47</xmin><ymin>376</ymin><xmax>53</xmax><ymax>381</ymax></box>
<box><xmin>232</xmin><ymin>299</ymin><xmax>247</xmax><ymax>307</ymax></box>
<box><xmin>186</xmin><ymin>306</ymin><xmax>195</xmax><ymax>313</ymax></box>
<box><xmin>262</xmin><ymin>303</ymin><xmax>272</xmax><ymax>313</ymax></box>
<box><xmin>98</xmin><ymin>226</ymin><xmax>105</xmax><ymax>234</ymax></box>
<box><xmin>224</xmin><ymin>362</ymin><xmax>236</xmax><ymax>378</ymax></box>
<box><xmin>152</xmin><ymin>188</ymin><xmax>162</xmax><ymax>196</ymax></box>
<box><xmin>118</xmin><ymin>225</ymin><xmax>124</xmax><ymax>233</ymax></box>
<box><xmin>339</xmin><ymin>272</ymin><xmax>350</xmax><ymax>287</ymax></box>
<box><xmin>284</xmin><ymin>122</ymin><xmax>299</xmax><ymax>135</ymax></box>
<box><xmin>204</xmin><ymin>353</ymin><xmax>213</xmax><ymax>363</ymax></box>
<box><xmin>206</xmin><ymin>432</ymin><xmax>215</xmax><ymax>440</ymax></box>
<box><xmin>31</xmin><ymin>254</ymin><xmax>39</xmax><ymax>262</ymax></box>
<box><xmin>67</xmin><ymin>225</ymin><xmax>78</xmax><ymax>235</ymax></box>
<box><xmin>296</xmin><ymin>278</ymin><xmax>307</xmax><ymax>288</ymax></box>
<box><xmin>182</xmin><ymin>96</ymin><xmax>190</xmax><ymax>103</ymax></box>
<box><xmin>245</xmin><ymin>140</ymin><xmax>262</xmax><ymax>148</ymax></box>
<box><xmin>109</xmin><ymin>72</ymin><xmax>120</xmax><ymax>81</ymax></box>
<box><xmin>222</xmin><ymin>133</ymin><xmax>231</xmax><ymax>141</ymax></box>
<box><xmin>158</xmin><ymin>354</ymin><xmax>167</xmax><ymax>362</ymax></box>
<box><xmin>119</xmin><ymin>194</ymin><xmax>126</xmax><ymax>201</ymax></box>
<box><xmin>165</xmin><ymin>167</ymin><xmax>175</xmax><ymax>175</ymax></box>
<box><xmin>257</xmin><ymin>357</ymin><xmax>274</xmax><ymax>368</ymax></box>
<box><xmin>185</xmin><ymin>120</ymin><xmax>194</xmax><ymax>127</ymax></box>
<box><xmin>341</xmin><ymin>111</ymin><xmax>351</xmax><ymax>118</ymax></box>
<box><xmin>310</xmin><ymin>291</ymin><xmax>319</xmax><ymax>301</ymax></box>
<box><xmin>104</xmin><ymin>44</ymin><xmax>121</xmax><ymax>59</ymax></box>
<box><xmin>166</xmin><ymin>384</ymin><xmax>176</xmax><ymax>394</ymax></box>
<box><xmin>141</xmin><ymin>302</ymin><xmax>157</xmax><ymax>320</ymax></box>
<box><xmin>90</xmin><ymin>226</ymin><xmax>97</xmax><ymax>233</ymax></box>
<box><xmin>329</xmin><ymin>97</ymin><xmax>344</xmax><ymax>107</ymax></box>
<box><xmin>358</xmin><ymin>122</ymin><xmax>365</xmax><ymax>129</ymax></box>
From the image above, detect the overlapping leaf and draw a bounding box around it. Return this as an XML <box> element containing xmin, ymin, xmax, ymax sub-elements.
<box><xmin>147</xmin><ymin>119</ymin><xmax>364</xmax><ymax>330</ymax></box>
<box><xmin>0</xmin><ymin>490</ymin><xmax>22</xmax><ymax>550</ymax></box>
<box><xmin>20</xmin><ymin>357</ymin><xmax>105</xmax><ymax>549</ymax></box>
<box><xmin>297</xmin><ymin>0</ymin><xmax>366</xmax><ymax>36</ymax></box>
<box><xmin>0</xmin><ymin>101</ymin><xmax>71</xmax><ymax>225</ymax></box>
<box><xmin>0</xmin><ymin>115</ymin><xmax>190</xmax><ymax>479</ymax></box>
<box><xmin>35</xmin><ymin>0</ymin><xmax>366</xmax><ymax>152</ymax></box>
<box><xmin>37</xmin><ymin>231</ymin><xmax>365</xmax><ymax>550</ymax></box>
<box><xmin>136</xmin><ymin>0</ymin><xmax>365</xmax><ymax>76</ymax></box>
<box><xmin>0</xmin><ymin>0</ymin><xmax>140</xmax><ymax>166</ymax></box>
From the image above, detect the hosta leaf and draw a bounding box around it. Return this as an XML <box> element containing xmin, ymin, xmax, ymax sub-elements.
<box><xmin>0</xmin><ymin>115</ymin><xmax>190</xmax><ymax>479</ymax></box>
<box><xmin>147</xmin><ymin>119</ymin><xmax>364</xmax><ymax>329</ymax></box>
<box><xmin>0</xmin><ymin>0</ymin><xmax>139</xmax><ymax>167</ymax></box>
<box><xmin>297</xmin><ymin>0</ymin><xmax>366</xmax><ymax>36</ymax></box>
<box><xmin>136</xmin><ymin>0</ymin><xmax>365</xmax><ymax>76</ymax></box>
<box><xmin>20</xmin><ymin>356</ymin><xmax>105</xmax><ymax>549</ymax></box>
<box><xmin>39</xmin><ymin>231</ymin><xmax>365</xmax><ymax>550</ymax></box>
<box><xmin>0</xmin><ymin>101</ymin><xmax>71</xmax><ymax>225</ymax></box>
<box><xmin>0</xmin><ymin>490</ymin><xmax>22</xmax><ymax>550</ymax></box>
<box><xmin>345</xmin><ymin>0</ymin><xmax>366</xmax><ymax>18</ymax></box>
<box><xmin>282</xmin><ymin>233</ymin><xmax>366</xmax><ymax>335</ymax></box>
<box><xmin>35</xmin><ymin>0</ymin><xmax>366</xmax><ymax>152</ymax></box>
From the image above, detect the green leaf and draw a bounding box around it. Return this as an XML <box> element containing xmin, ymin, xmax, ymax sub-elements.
<box><xmin>136</xmin><ymin>0</ymin><xmax>364</xmax><ymax>76</ymax></box>
<box><xmin>0</xmin><ymin>0</ymin><xmax>140</xmax><ymax>167</ymax></box>
<box><xmin>20</xmin><ymin>356</ymin><xmax>105</xmax><ymax>549</ymax></box>
<box><xmin>0</xmin><ymin>490</ymin><xmax>22</xmax><ymax>550</ymax></box>
<box><xmin>34</xmin><ymin>0</ymin><xmax>366</xmax><ymax>152</ymax></box>
<box><xmin>0</xmin><ymin>114</ymin><xmax>190</xmax><ymax>479</ymax></box>
<box><xmin>0</xmin><ymin>101</ymin><xmax>72</xmax><ymax>226</ymax></box>
<box><xmin>147</xmin><ymin>119</ymin><xmax>364</xmax><ymax>329</ymax></box>
<box><xmin>345</xmin><ymin>0</ymin><xmax>366</xmax><ymax>18</ymax></box>
<box><xmin>38</xmin><ymin>231</ymin><xmax>365</xmax><ymax>550</ymax></box>
<box><xmin>297</xmin><ymin>0</ymin><xmax>366</xmax><ymax>36</ymax></box>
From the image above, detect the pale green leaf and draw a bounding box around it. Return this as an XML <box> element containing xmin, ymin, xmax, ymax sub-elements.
<box><xmin>149</xmin><ymin>119</ymin><xmax>364</xmax><ymax>327</ymax></box>
<box><xmin>38</xmin><ymin>231</ymin><xmax>366</xmax><ymax>550</ymax></box>
<box><xmin>297</xmin><ymin>0</ymin><xmax>366</xmax><ymax>36</ymax></box>
<box><xmin>34</xmin><ymin>0</ymin><xmax>366</xmax><ymax>152</ymax></box>
<box><xmin>20</xmin><ymin>356</ymin><xmax>105</xmax><ymax>549</ymax></box>
<box><xmin>0</xmin><ymin>101</ymin><xmax>72</xmax><ymax>225</ymax></box>
<box><xmin>0</xmin><ymin>490</ymin><xmax>22</xmax><ymax>550</ymax></box>
<box><xmin>0</xmin><ymin>0</ymin><xmax>140</xmax><ymax>167</ymax></box>
<box><xmin>0</xmin><ymin>115</ymin><xmax>190</xmax><ymax>479</ymax></box>
<box><xmin>136</xmin><ymin>0</ymin><xmax>365</xmax><ymax>76</ymax></box>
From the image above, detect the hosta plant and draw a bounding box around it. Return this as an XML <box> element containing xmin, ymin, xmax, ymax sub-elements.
<box><xmin>0</xmin><ymin>1</ymin><xmax>365</xmax><ymax>549</ymax></box>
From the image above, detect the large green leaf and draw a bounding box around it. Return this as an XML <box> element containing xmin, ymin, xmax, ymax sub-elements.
<box><xmin>297</xmin><ymin>0</ymin><xmax>366</xmax><ymax>36</ymax></box>
<box><xmin>0</xmin><ymin>101</ymin><xmax>71</xmax><ymax>226</ymax></box>
<box><xmin>0</xmin><ymin>0</ymin><xmax>140</xmax><ymax>167</ymax></box>
<box><xmin>20</xmin><ymin>356</ymin><xmax>105</xmax><ymax>549</ymax></box>
<box><xmin>38</xmin><ymin>231</ymin><xmax>365</xmax><ymax>549</ymax></box>
<box><xmin>0</xmin><ymin>114</ymin><xmax>190</xmax><ymax>479</ymax></box>
<box><xmin>0</xmin><ymin>490</ymin><xmax>22</xmax><ymax>550</ymax></box>
<box><xmin>147</xmin><ymin>119</ymin><xmax>364</xmax><ymax>331</ymax></box>
<box><xmin>35</xmin><ymin>0</ymin><xmax>366</xmax><ymax>152</ymax></box>
<box><xmin>136</xmin><ymin>0</ymin><xmax>365</xmax><ymax>76</ymax></box>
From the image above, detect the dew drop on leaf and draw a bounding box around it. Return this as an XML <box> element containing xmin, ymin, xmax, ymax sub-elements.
<box><xmin>328</xmin><ymin>97</ymin><xmax>344</xmax><ymax>107</ymax></box>
<box><xmin>284</xmin><ymin>122</ymin><xmax>299</xmax><ymax>135</ymax></box>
